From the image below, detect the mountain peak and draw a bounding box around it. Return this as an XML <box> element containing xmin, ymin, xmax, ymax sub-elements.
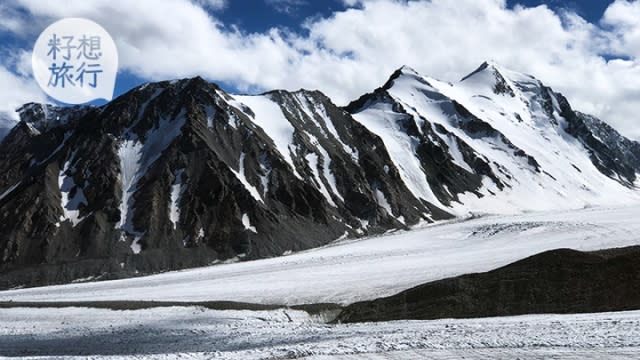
<box><xmin>458</xmin><ymin>61</ymin><xmax>523</xmax><ymax>98</ymax></box>
<box><xmin>381</xmin><ymin>65</ymin><xmax>433</xmax><ymax>91</ymax></box>
<box><xmin>16</xmin><ymin>102</ymin><xmax>91</xmax><ymax>132</ymax></box>
<box><xmin>460</xmin><ymin>60</ymin><xmax>502</xmax><ymax>82</ymax></box>
<box><xmin>397</xmin><ymin>65</ymin><xmax>420</xmax><ymax>75</ymax></box>
<box><xmin>461</xmin><ymin>61</ymin><xmax>538</xmax><ymax>86</ymax></box>
<box><xmin>124</xmin><ymin>76</ymin><xmax>219</xmax><ymax>100</ymax></box>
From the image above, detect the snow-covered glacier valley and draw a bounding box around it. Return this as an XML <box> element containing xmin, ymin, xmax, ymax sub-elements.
<box><xmin>1</xmin><ymin>205</ymin><xmax>640</xmax><ymax>359</ymax></box>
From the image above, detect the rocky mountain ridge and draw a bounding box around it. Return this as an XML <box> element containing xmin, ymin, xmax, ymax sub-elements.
<box><xmin>0</xmin><ymin>62</ymin><xmax>639</xmax><ymax>288</ymax></box>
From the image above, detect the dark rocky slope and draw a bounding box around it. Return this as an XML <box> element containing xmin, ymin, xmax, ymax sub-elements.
<box><xmin>0</xmin><ymin>77</ymin><xmax>450</xmax><ymax>289</ymax></box>
<box><xmin>336</xmin><ymin>246</ymin><xmax>640</xmax><ymax>323</ymax></box>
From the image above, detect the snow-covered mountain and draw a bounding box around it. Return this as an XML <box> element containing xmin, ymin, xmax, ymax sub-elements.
<box><xmin>347</xmin><ymin>62</ymin><xmax>640</xmax><ymax>214</ymax></box>
<box><xmin>1</xmin><ymin>62</ymin><xmax>639</xmax><ymax>288</ymax></box>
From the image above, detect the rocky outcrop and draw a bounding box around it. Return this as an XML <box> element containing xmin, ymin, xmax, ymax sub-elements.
<box><xmin>336</xmin><ymin>246</ymin><xmax>640</xmax><ymax>323</ymax></box>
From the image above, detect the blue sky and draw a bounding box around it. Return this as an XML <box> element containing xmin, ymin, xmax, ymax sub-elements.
<box><xmin>0</xmin><ymin>0</ymin><xmax>639</xmax><ymax>139</ymax></box>
<box><xmin>510</xmin><ymin>0</ymin><xmax>613</xmax><ymax>22</ymax></box>
<box><xmin>218</xmin><ymin>1</ymin><xmax>614</xmax><ymax>32</ymax></box>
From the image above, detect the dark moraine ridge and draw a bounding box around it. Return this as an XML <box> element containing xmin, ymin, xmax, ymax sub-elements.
<box><xmin>0</xmin><ymin>300</ymin><xmax>343</xmax><ymax>316</ymax></box>
<box><xmin>336</xmin><ymin>246</ymin><xmax>640</xmax><ymax>323</ymax></box>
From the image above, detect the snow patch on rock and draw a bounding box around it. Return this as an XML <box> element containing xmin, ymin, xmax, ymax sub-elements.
<box><xmin>58</xmin><ymin>158</ymin><xmax>88</xmax><ymax>227</ymax></box>
<box><xmin>169</xmin><ymin>169</ymin><xmax>185</xmax><ymax>229</ymax></box>
<box><xmin>242</xmin><ymin>213</ymin><xmax>257</xmax><ymax>234</ymax></box>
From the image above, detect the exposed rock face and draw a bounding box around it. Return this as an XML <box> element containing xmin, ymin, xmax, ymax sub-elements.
<box><xmin>1</xmin><ymin>62</ymin><xmax>639</xmax><ymax>289</ymax></box>
<box><xmin>0</xmin><ymin>77</ymin><xmax>448</xmax><ymax>289</ymax></box>
<box><xmin>566</xmin><ymin>110</ymin><xmax>640</xmax><ymax>186</ymax></box>
<box><xmin>336</xmin><ymin>246</ymin><xmax>640</xmax><ymax>323</ymax></box>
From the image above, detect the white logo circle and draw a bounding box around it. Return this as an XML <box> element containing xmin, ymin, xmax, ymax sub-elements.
<box><xmin>32</xmin><ymin>18</ymin><xmax>119</xmax><ymax>104</ymax></box>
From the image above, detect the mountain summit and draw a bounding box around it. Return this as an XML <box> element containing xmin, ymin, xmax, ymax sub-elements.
<box><xmin>348</xmin><ymin>62</ymin><xmax>640</xmax><ymax>213</ymax></box>
<box><xmin>1</xmin><ymin>62</ymin><xmax>639</xmax><ymax>288</ymax></box>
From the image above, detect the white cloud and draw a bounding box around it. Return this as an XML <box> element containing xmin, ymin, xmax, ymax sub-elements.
<box><xmin>602</xmin><ymin>0</ymin><xmax>640</xmax><ymax>59</ymax></box>
<box><xmin>341</xmin><ymin>0</ymin><xmax>363</xmax><ymax>6</ymax></box>
<box><xmin>0</xmin><ymin>48</ymin><xmax>44</xmax><ymax>131</ymax></box>
<box><xmin>0</xmin><ymin>3</ymin><xmax>27</xmax><ymax>33</ymax></box>
<box><xmin>265</xmin><ymin>0</ymin><xmax>307</xmax><ymax>14</ymax></box>
<box><xmin>0</xmin><ymin>63</ymin><xmax>45</xmax><ymax>130</ymax></box>
<box><xmin>192</xmin><ymin>0</ymin><xmax>227</xmax><ymax>11</ymax></box>
<box><xmin>1</xmin><ymin>0</ymin><xmax>640</xmax><ymax>140</ymax></box>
